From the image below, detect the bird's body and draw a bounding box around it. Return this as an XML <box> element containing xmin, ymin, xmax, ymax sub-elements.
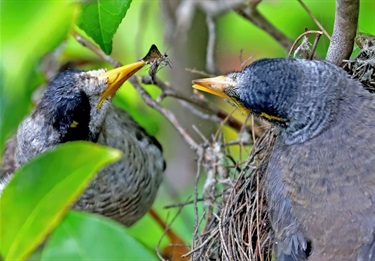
<box><xmin>1</xmin><ymin>62</ymin><xmax>165</xmax><ymax>226</ymax></box>
<box><xmin>75</xmin><ymin>105</ymin><xmax>164</xmax><ymax>226</ymax></box>
<box><xmin>268</xmin><ymin>86</ymin><xmax>375</xmax><ymax>261</ymax></box>
<box><xmin>192</xmin><ymin>59</ymin><xmax>375</xmax><ymax>260</ymax></box>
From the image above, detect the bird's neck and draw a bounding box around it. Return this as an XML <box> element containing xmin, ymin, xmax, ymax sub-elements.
<box><xmin>282</xmin><ymin>80</ymin><xmax>369</xmax><ymax>145</ymax></box>
<box><xmin>282</xmin><ymin>105</ymin><xmax>336</xmax><ymax>145</ymax></box>
<box><xmin>88</xmin><ymin>99</ymin><xmax>111</xmax><ymax>139</ymax></box>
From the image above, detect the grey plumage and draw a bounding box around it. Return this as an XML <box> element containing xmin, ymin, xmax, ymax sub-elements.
<box><xmin>1</xmin><ymin>67</ymin><xmax>165</xmax><ymax>226</ymax></box>
<box><xmin>193</xmin><ymin>58</ymin><xmax>375</xmax><ymax>261</ymax></box>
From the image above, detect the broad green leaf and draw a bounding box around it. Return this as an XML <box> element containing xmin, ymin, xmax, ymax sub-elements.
<box><xmin>0</xmin><ymin>142</ymin><xmax>121</xmax><ymax>261</ymax></box>
<box><xmin>78</xmin><ymin>0</ymin><xmax>133</xmax><ymax>54</ymax></box>
<box><xmin>0</xmin><ymin>1</ymin><xmax>76</xmax><ymax>154</ymax></box>
<box><xmin>41</xmin><ymin>211</ymin><xmax>157</xmax><ymax>260</ymax></box>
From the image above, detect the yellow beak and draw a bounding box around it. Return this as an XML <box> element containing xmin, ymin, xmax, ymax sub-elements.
<box><xmin>97</xmin><ymin>60</ymin><xmax>146</xmax><ymax>109</ymax></box>
<box><xmin>192</xmin><ymin>76</ymin><xmax>233</xmax><ymax>101</ymax></box>
<box><xmin>192</xmin><ymin>75</ymin><xmax>250</xmax><ymax>114</ymax></box>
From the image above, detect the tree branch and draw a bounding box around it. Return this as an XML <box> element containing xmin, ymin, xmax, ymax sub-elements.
<box><xmin>129</xmin><ymin>76</ymin><xmax>201</xmax><ymax>152</ymax></box>
<box><xmin>72</xmin><ymin>30</ymin><xmax>121</xmax><ymax>68</ymax></box>
<box><xmin>234</xmin><ymin>4</ymin><xmax>293</xmax><ymax>51</ymax></box>
<box><xmin>326</xmin><ymin>0</ymin><xmax>360</xmax><ymax>66</ymax></box>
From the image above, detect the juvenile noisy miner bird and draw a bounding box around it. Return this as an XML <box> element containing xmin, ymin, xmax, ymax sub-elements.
<box><xmin>0</xmin><ymin>61</ymin><xmax>165</xmax><ymax>226</ymax></box>
<box><xmin>193</xmin><ymin>58</ymin><xmax>375</xmax><ymax>261</ymax></box>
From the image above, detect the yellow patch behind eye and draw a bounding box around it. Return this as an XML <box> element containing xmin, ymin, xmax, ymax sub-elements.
<box><xmin>260</xmin><ymin>112</ymin><xmax>285</xmax><ymax>122</ymax></box>
<box><xmin>70</xmin><ymin>120</ymin><xmax>79</xmax><ymax>128</ymax></box>
<box><xmin>230</xmin><ymin>97</ymin><xmax>250</xmax><ymax>114</ymax></box>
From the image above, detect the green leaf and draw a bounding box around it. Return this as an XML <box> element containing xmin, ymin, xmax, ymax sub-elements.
<box><xmin>0</xmin><ymin>142</ymin><xmax>121</xmax><ymax>261</ymax></box>
<box><xmin>0</xmin><ymin>1</ymin><xmax>76</xmax><ymax>154</ymax></box>
<box><xmin>77</xmin><ymin>0</ymin><xmax>133</xmax><ymax>54</ymax></box>
<box><xmin>41</xmin><ymin>211</ymin><xmax>157</xmax><ymax>260</ymax></box>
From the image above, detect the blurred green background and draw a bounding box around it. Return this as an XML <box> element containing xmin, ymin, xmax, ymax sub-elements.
<box><xmin>1</xmin><ymin>0</ymin><xmax>374</xmax><ymax>259</ymax></box>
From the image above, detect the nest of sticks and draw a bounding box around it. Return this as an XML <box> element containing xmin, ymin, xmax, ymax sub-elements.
<box><xmin>344</xmin><ymin>33</ymin><xmax>375</xmax><ymax>93</ymax></box>
<box><xmin>187</xmin><ymin>125</ymin><xmax>276</xmax><ymax>261</ymax></box>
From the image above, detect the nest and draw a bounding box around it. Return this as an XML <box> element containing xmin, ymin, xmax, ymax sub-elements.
<box><xmin>188</xmin><ymin>127</ymin><xmax>276</xmax><ymax>261</ymax></box>
<box><xmin>344</xmin><ymin>33</ymin><xmax>375</xmax><ymax>93</ymax></box>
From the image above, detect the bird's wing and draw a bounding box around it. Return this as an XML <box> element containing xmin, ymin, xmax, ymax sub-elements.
<box><xmin>0</xmin><ymin>136</ymin><xmax>17</xmax><ymax>177</ymax></box>
<box><xmin>266</xmin><ymin>137</ymin><xmax>308</xmax><ymax>261</ymax></box>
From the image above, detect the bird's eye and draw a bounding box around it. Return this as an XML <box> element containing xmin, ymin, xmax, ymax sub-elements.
<box><xmin>69</xmin><ymin>120</ymin><xmax>79</xmax><ymax>128</ymax></box>
<box><xmin>224</xmin><ymin>87</ymin><xmax>239</xmax><ymax>98</ymax></box>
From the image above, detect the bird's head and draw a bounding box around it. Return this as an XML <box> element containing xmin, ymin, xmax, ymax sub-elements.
<box><xmin>193</xmin><ymin>58</ymin><xmax>347</xmax><ymax>144</ymax></box>
<box><xmin>36</xmin><ymin>61</ymin><xmax>146</xmax><ymax>143</ymax></box>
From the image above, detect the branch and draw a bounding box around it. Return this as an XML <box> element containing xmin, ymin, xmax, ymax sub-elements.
<box><xmin>234</xmin><ymin>4</ymin><xmax>293</xmax><ymax>51</ymax></box>
<box><xmin>205</xmin><ymin>15</ymin><xmax>216</xmax><ymax>73</ymax></box>
<box><xmin>129</xmin><ymin>76</ymin><xmax>201</xmax><ymax>152</ymax></box>
<box><xmin>287</xmin><ymin>30</ymin><xmax>323</xmax><ymax>58</ymax></box>
<box><xmin>72</xmin><ymin>30</ymin><xmax>121</xmax><ymax>68</ymax></box>
<box><xmin>326</xmin><ymin>0</ymin><xmax>360</xmax><ymax>66</ymax></box>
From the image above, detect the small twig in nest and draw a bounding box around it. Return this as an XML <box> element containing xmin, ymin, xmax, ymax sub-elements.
<box><xmin>288</xmin><ymin>30</ymin><xmax>323</xmax><ymax>58</ymax></box>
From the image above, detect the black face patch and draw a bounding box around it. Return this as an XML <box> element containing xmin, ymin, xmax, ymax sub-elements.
<box><xmin>53</xmin><ymin>90</ymin><xmax>91</xmax><ymax>143</ymax></box>
<box><xmin>37</xmin><ymin>70</ymin><xmax>92</xmax><ymax>143</ymax></box>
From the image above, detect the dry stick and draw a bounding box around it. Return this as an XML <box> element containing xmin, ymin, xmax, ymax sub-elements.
<box><xmin>198</xmin><ymin>0</ymin><xmax>243</xmax><ymax>16</ymax></box>
<box><xmin>288</xmin><ymin>30</ymin><xmax>323</xmax><ymax>57</ymax></box>
<box><xmin>182</xmin><ymin>229</ymin><xmax>219</xmax><ymax>258</ymax></box>
<box><xmin>179</xmin><ymin>100</ymin><xmax>222</xmax><ymax>123</ymax></box>
<box><xmin>309</xmin><ymin>33</ymin><xmax>323</xmax><ymax>60</ymax></box>
<box><xmin>235</xmin><ymin>5</ymin><xmax>293</xmax><ymax>51</ymax></box>
<box><xmin>73</xmin><ymin>31</ymin><xmax>121</xmax><ymax>68</ymax></box>
<box><xmin>206</xmin><ymin>15</ymin><xmax>216</xmax><ymax>74</ymax></box>
<box><xmin>192</xmin><ymin>149</ymin><xmax>204</xmax><ymax>260</ymax></box>
<box><xmin>152</xmin><ymin>206</ymin><xmax>189</xmax><ymax>260</ymax></box>
<box><xmin>326</xmin><ymin>0</ymin><xmax>360</xmax><ymax>66</ymax></box>
<box><xmin>297</xmin><ymin>0</ymin><xmax>331</xmax><ymax>40</ymax></box>
<box><xmin>215</xmin><ymin>212</ymin><xmax>232</xmax><ymax>261</ymax></box>
<box><xmin>130</xmin><ymin>77</ymin><xmax>201</xmax><ymax>152</ymax></box>
<box><xmin>185</xmin><ymin>68</ymin><xmax>212</xmax><ymax>77</ymax></box>
<box><xmin>164</xmin><ymin>193</ymin><xmax>224</xmax><ymax>209</ymax></box>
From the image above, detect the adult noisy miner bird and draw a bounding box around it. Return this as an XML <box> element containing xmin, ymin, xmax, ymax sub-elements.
<box><xmin>0</xmin><ymin>60</ymin><xmax>166</xmax><ymax>226</ymax></box>
<box><xmin>192</xmin><ymin>58</ymin><xmax>375</xmax><ymax>261</ymax></box>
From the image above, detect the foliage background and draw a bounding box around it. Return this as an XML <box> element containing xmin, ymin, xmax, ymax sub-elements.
<box><xmin>0</xmin><ymin>0</ymin><xmax>374</xmax><ymax>260</ymax></box>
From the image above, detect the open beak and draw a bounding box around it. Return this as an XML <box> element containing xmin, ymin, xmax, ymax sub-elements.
<box><xmin>192</xmin><ymin>76</ymin><xmax>233</xmax><ymax>101</ymax></box>
<box><xmin>192</xmin><ymin>75</ymin><xmax>250</xmax><ymax>114</ymax></box>
<box><xmin>97</xmin><ymin>60</ymin><xmax>146</xmax><ymax>109</ymax></box>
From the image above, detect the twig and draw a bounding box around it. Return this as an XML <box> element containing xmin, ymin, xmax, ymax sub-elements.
<box><xmin>206</xmin><ymin>15</ymin><xmax>216</xmax><ymax>73</ymax></box>
<box><xmin>72</xmin><ymin>30</ymin><xmax>121</xmax><ymax>68</ymax></box>
<box><xmin>288</xmin><ymin>30</ymin><xmax>323</xmax><ymax>57</ymax></box>
<box><xmin>185</xmin><ymin>68</ymin><xmax>213</xmax><ymax>78</ymax></box>
<box><xmin>234</xmin><ymin>5</ymin><xmax>293</xmax><ymax>51</ymax></box>
<box><xmin>198</xmin><ymin>0</ymin><xmax>243</xmax><ymax>16</ymax></box>
<box><xmin>192</xmin><ymin>150</ymin><xmax>204</xmax><ymax>259</ymax></box>
<box><xmin>130</xmin><ymin>76</ymin><xmax>201</xmax><ymax>152</ymax></box>
<box><xmin>182</xmin><ymin>229</ymin><xmax>219</xmax><ymax>258</ymax></box>
<box><xmin>164</xmin><ymin>193</ymin><xmax>224</xmax><ymax>209</ymax></box>
<box><xmin>152</xmin><ymin>206</ymin><xmax>189</xmax><ymax>260</ymax></box>
<box><xmin>326</xmin><ymin>0</ymin><xmax>360</xmax><ymax>66</ymax></box>
<box><xmin>297</xmin><ymin>0</ymin><xmax>331</xmax><ymax>40</ymax></box>
<box><xmin>309</xmin><ymin>33</ymin><xmax>323</xmax><ymax>60</ymax></box>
